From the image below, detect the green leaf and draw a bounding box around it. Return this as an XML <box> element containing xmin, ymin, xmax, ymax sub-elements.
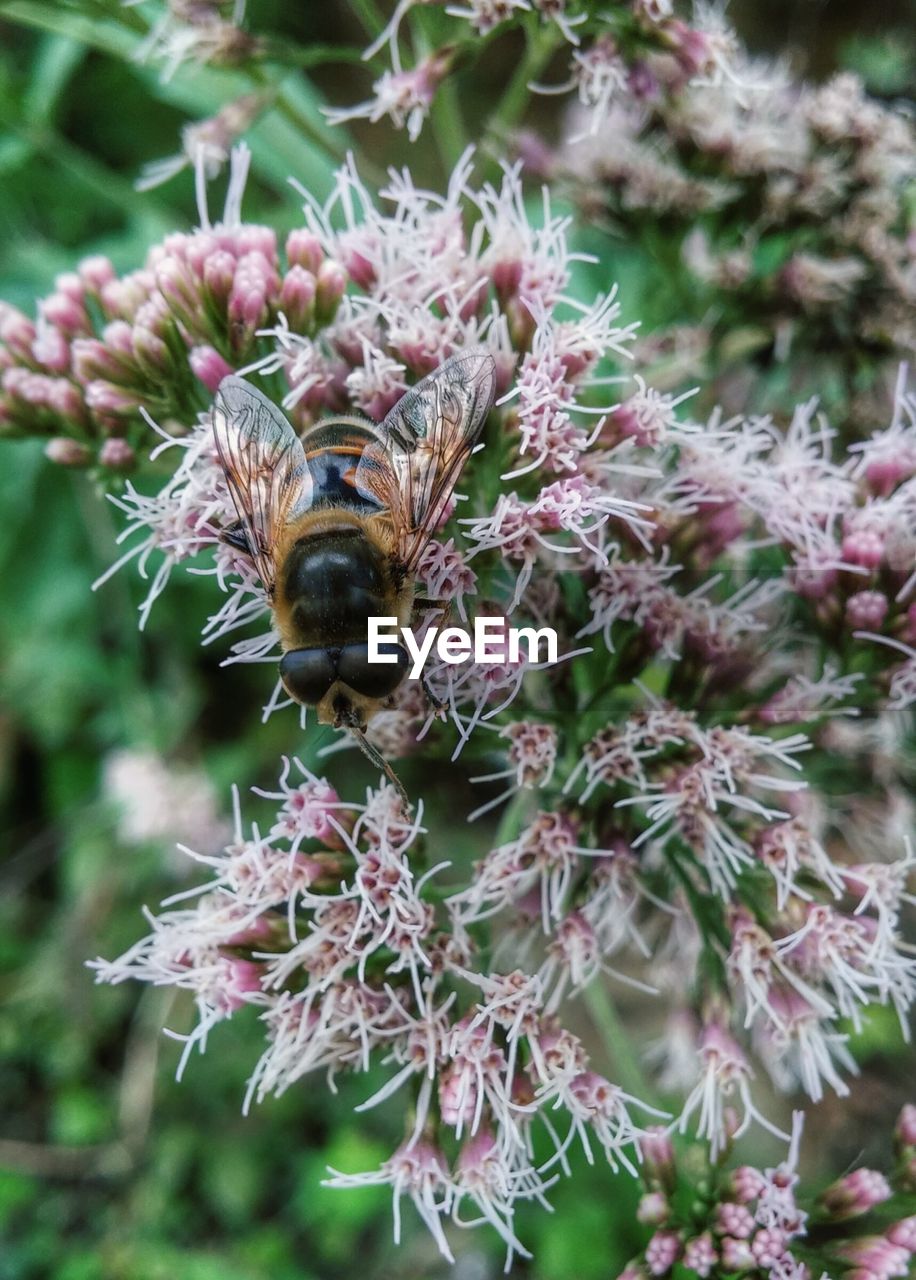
<box><xmin>0</xmin><ymin>1</ymin><xmax>137</xmax><ymax>59</ymax></box>
<box><xmin>51</xmin><ymin>1085</ymin><xmax>112</xmax><ymax>1145</ymax></box>
<box><xmin>23</xmin><ymin>31</ymin><xmax>86</xmax><ymax>124</ymax></box>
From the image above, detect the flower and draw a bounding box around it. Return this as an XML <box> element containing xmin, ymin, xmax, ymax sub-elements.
<box><xmin>94</xmin><ymin>761</ymin><xmax>657</xmax><ymax>1262</ymax></box>
<box><xmin>324</xmin><ymin>51</ymin><xmax>454</xmax><ymax>142</ymax></box>
<box><xmin>23</xmin><ymin>131</ymin><xmax>914</xmax><ymax>1271</ymax></box>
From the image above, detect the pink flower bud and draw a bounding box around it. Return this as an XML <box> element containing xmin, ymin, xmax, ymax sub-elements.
<box><xmin>683</xmin><ymin>1233</ymin><xmax>717</xmax><ymax>1278</ymax></box>
<box><xmin>156</xmin><ymin>257</ymin><xmax>201</xmax><ymax>319</ymax></box>
<box><xmin>228</xmin><ymin>282</ymin><xmax>267</xmax><ymax>333</ymax></box>
<box><xmin>637</xmin><ymin>1191</ymin><xmax>670</xmax><ymax>1226</ymax></box>
<box><xmin>159</xmin><ymin>230</ymin><xmax>193</xmax><ymax>262</ymax></box>
<box><xmin>896</xmin><ymin>1104</ymin><xmax>916</xmax><ymax>1148</ymax></box>
<box><xmin>438</xmin><ymin>1061</ymin><xmax>478</xmax><ymax>1129</ymax></box>
<box><xmin>315</xmin><ymin>259</ymin><xmax>347</xmax><ymax>321</ymax></box>
<box><xmin>225</xmin><ymin>915</ymin><xmax>278</xmax><ymax>949</ymax></box>
<box><xmin>103</xmin><ymin>321</ymin><xmax>136</xmax><ymax>358</ymax></box>
<box><xmin>279</xmin><ymin>265</ymin><xmax>317</xmax><ymax>331</ymax></box>
<box><xmin>234</xmin><ymin>225</ymin><xmax>277</xmax><ymax>260</ymax></box>
<box><xmin>84</xmin><ymin>381</ymin><xmax>142</xmax><ymax>416</ymax></box>
<box><xmin>730</xmin><ymin>1165</ymin><xmax>766</xmax><ymax>1203</ymax></box>
<box><xmin>456</xmin><ymin>1127</ymin><xmax>498</xmax><ymax>1179</ymax></box>
<box><xmin>183</xmin><ymin>232</ymin><xmax>218</xmax><ymax>279</ymax></box>
<box><xmin>98</xmin><ymin>438</ymin><xmax>136</xmax><ymax>470</ymax></box>
<box><xmin>3</xmin><ymin>368</ymin><xmax>63</xmax><ymax>411</ymax></box>
<box><xmin>54</xmin><ymin>272</ymin><xmax>85</xmax><ymax>303</ymax></box>
<box><xmin>133</xmin><ymin>296</ymin><xmax>172</xmax><ymax>339</ymax></box>
<box><xmin>836</xmin><ymin>1236</ymin><xmax>911</xmax><ymax>1278</ymax></box>
<box><xmin>661</xmin><ymin>18</ymin><xmax>712</xmax><ymax>77</ymax></box>
<box><xmin>715</xmin><ymin>1202</ymin><xmax>756</xmax><ymax>1238</ymax></box>
<box><xmin>842</xmin><ymin>528</ymin><xmax>885</xmax><ymax>569</ymax></box>
<box><xmin>100</xmin><ymin>272</ymin><xmax>152</xmax><ymax>321</ymax></box>
<box><xmin>47</xmin><ymin>379</ymin><xmax>86</xmax><ymax>421</ymax></box>
<box><xmin>628</xmin><ymin>60</ymin><xmax>661</xmax><ymax>100</ymax></box>
<box><xmin>750</xmin><ymin>1229</ymin><xmax>787</xmax><ymax>1268</ymax></box>
<box><xmin>490</xmin><ymin>256</ymin><xmax>524</xmax><ymax>302</ymax></box>
<box><xmin>846</xmin><ymin>590</ymin><xmax>888</xmax><ymax>630</ymax></box>
<box><xmin>71</xmin><ymin>338</ymin><xmax>122</xmax><ymax>384</ymax></box>
<box><xmin>887</xmin><ymin>1218</ymin><xmax>916</xmax><ymax>1251</ymax></box>
<box><xmin>791</xmin><ymin>562</ymin><xmax>838</xmax><ymax>600</ymax></box>
<box><xmin>203</xmin><ymin>249</ymin><xmax>237</xmax><ymax>303</ymax></box>
<box><xmin>645</xmin><ymin>1229</ymin><xmax>680</xmax><ymax>1276</ymax></box>
<box><xmin>640</xmin><ymin>1127</ymin><xmax>676</xmax><ymax>1188</ymax></box>
<box><xmin>865</xmin><ymin>454</ymin><xmax>915</xmax><ymax>496</ymax></box>
<box><xmin>78</xmin><ymin>255</ymin><xmax>116</xmax><ymax>293</ymax></box>
<box><xmin>696</xmin><ymin>500</ymin><xmax>745</xmax><ymax>559</ymax></box>
<box><xmin>720</xmin><ymin>1237</ymin><xmax>754</xmax><ymax>1270</ymax></box>
<box><xmin>821</xmin><ymin>1168</ymin><xmax>893</xmax><ymax>1219</ymax></box>
<box><xmin>341</xmin><ymin>241</ymin><xmax>375</xmax><ymax>290</ymax></box>
<box><xmin>32</xmin><ymin>325</ymin><xmax>71</xmax><ymax>374</ymax></box>
<box><xmin>45</xmin><ymin>437</ymin><xmax>91</xmax><ymax>466</ymax></box>
<box><xmin>189</xmin><ymin>345</ymin><xmax>233</xmax><ymax>394</ymax></box>
<box><xmin>286</xmin><ymin>229</ymin><xmax>324</xmax><ymax>273</ymax></box>
<box><xmin>223</xmin><ymin>957</ymin><xmax>265</xmax><ymax>1011</ymax></box>
<box><xmin>0</xmin><ymin>307</ymin><xmax>37</xmax><ymax>359</ymax></box>
<box><xmin>228</xmin><ymin>251</ymin><xmax>275</xmax><ymax>339</ymax></box>
<box><xmin>132</xmin><ymin>327</ymin><xmax>169</xmax><ymax>375</ymax></box>
<box><xmin>41</xmin><ymin>291</ymin><xmax>89</xmax><ymax>336</ymax></box>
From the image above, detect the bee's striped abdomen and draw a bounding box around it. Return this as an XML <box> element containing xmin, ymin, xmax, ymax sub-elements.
<box><xmin>301</xmin><ymin>419</ymin><xmax>384</xmax><ymax>513</ymax></box>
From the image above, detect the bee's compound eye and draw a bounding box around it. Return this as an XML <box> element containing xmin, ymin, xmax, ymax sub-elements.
<box><xmin>279</xmin><ymin>648</ymin><xmax>338</xmax><ymax>706</ymax></box>
<box><xmin>337</xmin><ymin>643</ymin><xmax>410</xmax><ymax>700</ymax></box>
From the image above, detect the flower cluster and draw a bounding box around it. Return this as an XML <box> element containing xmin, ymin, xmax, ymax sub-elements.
<box><xmin>22</xmin><ymin>143</ymin><xmax>915</xmax><ymax>1264</ymax></box>
<box><xmin>334</xmin><ymin>0</ymin><xmax>742</xmax><ymax>144</ymax></box>
<box><xmin>94</xmin><ymin>760</ymin><xmax>663</xmax><ymax>1264</ymax></box>
<box><xmin>554</xmin><ymin>59</ymin><xmax>916</xmax><ymax>401</ymax></box>
<box><xmin>0</xmin><ymin>145</ymin><xmax>346</xmax><ymax>471</ymax></box>
<box><xmin>621</xmin><ymin>1108</ymin><xmax>916</xmax><ymax>1280</ymax></box>
<box><xmin>133</xmin><ymin>0</ymin><xmax>257</xmax><ymax>82</ymax></box>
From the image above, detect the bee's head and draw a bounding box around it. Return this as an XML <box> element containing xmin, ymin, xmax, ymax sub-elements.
<box><xmin>314</xmin><ymin>687</ymin><xmax>380</xmax><ymax>732</ymax></box>
<box><xmin>327</xmin><ymin>692</ymin><xmax>367</xmax><ymax>731</ymax></box>
<box><xmin>279</xmin><ymin>642</ymin><xmax>410</xmax><ymax>722</ymax></box>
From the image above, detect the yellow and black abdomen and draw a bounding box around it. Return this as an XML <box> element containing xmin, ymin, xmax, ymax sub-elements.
<box><xmin>302</xmin><ymin>418</ymin><xmax>383</xmax><ymax>515</ymax></box>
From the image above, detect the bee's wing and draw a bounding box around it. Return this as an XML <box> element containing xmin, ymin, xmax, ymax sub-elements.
<box><xmin>211</xmin><ymin>376</ymin><xmax>313</xmax><ymax>596</ymax></box>
<box><xmin>354</xmin><ymin>348</ymin><xmax>496</xmax><ymax>573</ymax></box>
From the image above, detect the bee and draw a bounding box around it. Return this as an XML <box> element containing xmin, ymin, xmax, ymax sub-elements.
<box><xmin>211</xmin><ymin>347</ymin><xmax>496</xmax><ymax>797</ymax></box>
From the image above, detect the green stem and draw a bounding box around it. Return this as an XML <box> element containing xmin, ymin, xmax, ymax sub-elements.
<box><xmin>428</xmin><ymin>61</ymin><xmax>469</xmax><ymax>175</ymax></box>
<box><xmin>583</xmin><ymin>979</ymin><xmax>661</xmax><ymax>1109</ymax></box>
<box><xmin>484</xmin><ymin>21</ymin><xmax>561</xmax><ymax>152</ymax></box>
<box><xmin>407</xmin><ymin>12</ymin><xmax>470</xmax><ymax>176</ymax></box>
<box><xmin>347</xmin><ymin>0</ymin><xmax>386</xmax><ymax>39</ymax></box>
<box><xmin>248</xmin><ymin>67</ymin><xmax>347</xmax><ymax>165</ymax></box>
<box><xmin>494</xmin><ymin>786</ymin><xmax>535</xmax><ymax>846</ymax></box>
<box><xmin>258</xmin><ymin>41</ymin><xmax>369</xmax><ymax>70</ymax></box>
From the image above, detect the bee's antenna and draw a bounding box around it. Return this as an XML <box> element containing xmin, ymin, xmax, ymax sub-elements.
<box><xmin>350</xmin><ymin>729</ymin><xmax>410</xmax><ymax>808</ymax></box>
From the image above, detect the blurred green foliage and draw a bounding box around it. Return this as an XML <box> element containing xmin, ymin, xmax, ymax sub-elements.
<box><xmin>1</xmin><ymin>3</ymin><xmax>915</xmax><ymax>1278</ymax></box>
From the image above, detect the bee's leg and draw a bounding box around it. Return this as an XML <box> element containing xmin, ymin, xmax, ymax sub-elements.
<box><xmin>420</xmin><ymin>670</ymin><xmax>448</xmax><ymax>720</ymax></box>
<box><xmin>411</xmin><ymin>599</ymin><xmax>450</xmax><ymax>716</ymax></box>
<box><xmin>219</xmin><ymin>522</ymin><xmax>252</xmax><ymax>556</ymax></box>
<box><xmin>412</xmin><ymin>596</ymin><xmax>451</xmax><ymax>625</ymax></box>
